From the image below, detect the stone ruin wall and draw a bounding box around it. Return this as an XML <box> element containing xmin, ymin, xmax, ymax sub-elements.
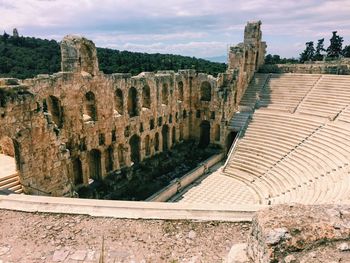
<box><xmin>260</xmin><ymin>58</ymin><xmax>350</xmax><ymax>75</ymax></box>
<box><xmin>0</xmin><ymin>21</ymin><xmax>265</xmax><ymax>196</ymax></box>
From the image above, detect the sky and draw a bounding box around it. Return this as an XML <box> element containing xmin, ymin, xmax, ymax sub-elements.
<box><xmin>1</xmin><ymin>0</ymin><xmax>350</xmax><ymax>59</ymax></box>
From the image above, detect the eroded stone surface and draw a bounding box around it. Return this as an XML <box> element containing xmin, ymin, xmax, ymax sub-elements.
<box><xmin>247</xmin><ymin>204</ymin><xmax>350</xmax><ymax>263</ymax></box>
<box><xmin>0</xmin><ymin>209</ymin><xmax>250</xmax><ymax>262</ymax></box>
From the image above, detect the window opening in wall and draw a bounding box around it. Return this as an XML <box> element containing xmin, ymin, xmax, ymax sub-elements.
<box><xmin>128</xmin><ymin>87</ymin><xmax>138</xmax><ymax>117</ymax></box>
<box><xmin>200</xmin><ymin>81</ymin><xmax>211</xmax><ymax>101</ymax></box>
<box><xmin>199</xmin><ymin>120</ymin><xmax>210</xmax><ymax>148</ymax></box>
<box><xmin>115</xmin><ymin>88</ymin><xmax>124</xmax><ymax>115</ymax></box>
<box><xmin>178</xmin><ymin>81</ymin><xmax>184</xmax><ymax>101</ymax></box>
<box><xmin>162</xmin><ymin>83</ymin><xmax>169</xmax><ymax>105</ymax></box>
<box><xmin>142</xmin><ymin>85</ymin><xmax>151</xmax><ymax>109</ymax></box>
<box><xmin>83</xmin><ymin>91</ymin><xmax>97</xmax><ymax>122</ymax></box>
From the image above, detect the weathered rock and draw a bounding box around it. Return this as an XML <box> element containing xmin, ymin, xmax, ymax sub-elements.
<box><xmin>247</xmin><ymin>204</ymin><xmax>350</xmax><ymax>263</ymax></box>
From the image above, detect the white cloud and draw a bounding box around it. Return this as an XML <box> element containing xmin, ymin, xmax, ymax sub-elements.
<box><xmin>1</xmin><ymin>0</ymin><xmax>350</xmax><ymax>58</ymax></box>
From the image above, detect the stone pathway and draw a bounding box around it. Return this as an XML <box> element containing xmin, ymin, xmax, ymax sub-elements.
<box><xmin>0</xmin><ymin>209</ymin><xmax>250</xmax><ymax>262</ymax></box>
<box><xmin>0</xmin><ymin>154</ymin><xmax>16</xmax><ymax>179</ymax></box>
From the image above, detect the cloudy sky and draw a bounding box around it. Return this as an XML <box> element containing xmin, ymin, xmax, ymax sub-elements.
<box><xmin>1</xmin><ymin>0</ymin><xmax>350</xmax><ymax>59</ymax></box>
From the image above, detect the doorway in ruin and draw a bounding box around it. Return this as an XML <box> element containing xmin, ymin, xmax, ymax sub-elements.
<box><xmin>88</xmin><ymin>149</ymin><xmax>101</xmax><ymax>180</ymax></box>
<box><xmin>214</xmin><ymin>124</ymin><xmax>221</xmax><ymax>142</ymax></box>
<box><xmin>144</xmin><ymin>135</ymin><xmax>150</xmax><ymax>156</ymax></box>
<box><xmin>105</xmin><ymin>146</ymin><xmax>114</xmax><ymax>173</ymax></box>
<box><xmin>226</xmin><ymin>131</ymin><xmax>238</xmax><ymax>153</ymax></box>
<box><xmin>128</xmin><ymin>87</ymin><xmax>138</xmax><ymax>117</ymax></box>
<box><xmin>199</xmin><ymin>121</ymin><xmax>210</xmax><ymax>148</ymax></box>
<box><xmin>0</xmin><ymin>136</ymin><xmax>20</xmax><ymax>181</ymax></box>
<box><xmin>179</xmin><ymin>124</ymin><xmax>184</xmax><ymax>141</ymax></box>
<box><xmin>117</xmin><ymin>144</ymin><xmax>125</xmax><ymax>167</ymax></box>
<box><xmin>47</xmin><ymin>96</ymin><xmax>63</xmax><ymax>128</ymax></box>
<box><xmin>72</xmin><ymin>158</ymin><xmax>83</xmax><ymax>185</ymax></box>
<box><xmin>172</xmin><ymin>126</ymin><xmax>176</xmax><ymax>145</ymax></box>
<box><xmin>129</xmin><ymin>135</ymin><xmax>141</xmax><ymax>164</ymax></box>
<box><xmin>162</xmin><ymin>125</ymin><xmax>169</xmax><ymax>151</ymax></box>
<box><xmin>154</xmin><ymin>132</ymin><xmax>160</xmax><ymax>152</ymax></box>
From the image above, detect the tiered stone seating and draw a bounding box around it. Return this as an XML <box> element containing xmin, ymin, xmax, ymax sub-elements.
<box><xmin>0</xmin><ymin>173</ymin><xmax>22</xmax><ymax>194</ymax></box>
<box><xmin>258</xmin><ymin>74</ymin><xmax>320</xmax><ymax>112</ymax></box>
<box><xmin>176</xmin><ymin>73</ymin><xmax>350</xmax><ymax>206</ymax></box>
<box><xmin>228</xmin><ymin>121</ymin><xmax>350</xmax><ymax>205</ymax></box>
<box><xmin>239</xmin><ymin>73</ymin><xmax>269</xmax><ymax>109</ymax></box>
<box><xmin>296</xmin><ymin>75</ymin><xmax>350</xmax><ymax>119</ymax></box>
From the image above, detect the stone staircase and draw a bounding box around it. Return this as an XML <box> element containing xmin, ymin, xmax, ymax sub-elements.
<box><xmin>228</xmin><ymin>73</ymin><xmax>270</xmax><ymax>132</ymax></box>
<box><xmin>0</xmin><ymin>173</ymin><xmax>22</xmax><ymax>194</ymax></box>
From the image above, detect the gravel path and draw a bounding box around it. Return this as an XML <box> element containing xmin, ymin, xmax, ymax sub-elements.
<box><xmin>0</xmin><ymin>209</ymin><xmax>250</xmax><ymax>262</ymax></box>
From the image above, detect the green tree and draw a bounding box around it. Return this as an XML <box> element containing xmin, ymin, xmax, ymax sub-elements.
<box><xmin>299</xmin><ymin>41</ymin><xmax>315</xmax><ymax>62</ymax></box>
<box><xmin>314</xmin><ymin>38</ymin><xmax>326</xmax><ymax>61</ymax></box>
<box><xmin>343</xmin><ymin>45</ymin><xmax>350</xmax><ymax>58</ymax></box>
<box><xmin>327</xmin><ymin>31</ymin><xmax>343</xmax><ymax>58</ymax></box>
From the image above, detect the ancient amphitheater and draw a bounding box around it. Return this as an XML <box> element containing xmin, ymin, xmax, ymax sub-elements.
<box><xmin>2</xmin><ymin>21</ymin><xmax>350</xmax><ymax>262</ymax></box>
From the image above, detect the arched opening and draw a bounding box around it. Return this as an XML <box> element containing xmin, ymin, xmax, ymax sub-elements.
<box><xmin>0</xmin><ymin>137</ymin><xmax>20</xmax><ymax>182</ymax></box>
<box><xmin>79</xmin><ymin>43</ymin><xmax>96</xmax><ymax>75</ymax></box>
<box><xmin>244</xmin><ymin>50</ymin><xmax>249</xmax><ymax>72</ymax></box>
<box><xmin>129</xmin><ymin>135</ymin><xmax>141</xmax><ymax>164</ymax></box>
<box><xmin>226</xmin><ymin>131</ymin><xmax>238</xmax><ymax>154</ymax></box>
<box><xmin>118</xmin><ymin>144</ymin><xmax>125</xmax><ymax>167</ymax></box>
<box><xmin>105</xmin><ymin>146</ymin><xmax>114</xmax><ymax>173</ymax></box>
<box><xmin>172</xmin><ymin>126</ymin><xmax>176</xmax><ymax>145</ymax></box>
<box><xmin>142</xmin><ymin>85</ymin><xmax>151</xmax><ymax>109</ymax></box>
<box><xmin>144</xmin><ymin>135</ymin><xmax>150</xmax><ymax>156</ymax></box>
<box><xmin>214</xmin><ymin>124</ymin><xmax>220</xmax><ymax>141</ymax></box>
<box><xmin>179</xmin><ymin>124</ymin><xmax>184</xmax><ymax>141</ymax></box>
<box><xmin>199</xmin><ymin>121</ymin><xmax>210</xmax><ymax>148</ymax></box>
<box><xmin>255</xmin><ymin>51</ymin><xmax>259</xmax><ymax>70</ymax></box>
<box><xmin>178</xmin><ymin>81</ymin><xmax>184</xmax><ymax>101</ymax></box>
<box><xmin>162</xmin><ymin>84</ymin><xmax>169</xmax><ymax>105</ymax></box>
<box><xmin>72</xmin><ymin>158</ymin><xmax>83</xmax><ymax>185</ymax></box>
<box><xmin>88</xmin><ymin>149</ymin><xmax>101</xmax><ymax>180</ymax></box>
<box><xmin>47</xmin><ymin>95</ymin><xmax>63</xmax><ymax>128</ymax></box>
<box><xmin>162</xmin><ymin>125</ymin><xmax>169</xmax><ymax>151</ymax></box>
<box><xmin>154</xmin><ymin>132</ymin><xmax>159</xmax><ymax>152</ymax></box>
<box><xmin>200</xmin><ymin>81</ymin><xmax>211</xmax><ymax>101</ymax></box>
<box><xmin>83</xmin><ymin>91</ymin><xmax>97</xmax><ymax>122</ymax></box>
<box><xmin>115</xmin><ymin>88</ymin><xmax>123</xmax><ymax>115</ymax></box>
<box><xmin>128</xmin><ymin>87</ymin><xmax>138</xmax><ymax>117</ymax></box>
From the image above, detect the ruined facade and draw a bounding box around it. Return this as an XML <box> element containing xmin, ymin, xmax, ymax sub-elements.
<box><xmin>0</xmin><ymin>21</ymin><xmax>265</xmax><ymax>196</ymax></box>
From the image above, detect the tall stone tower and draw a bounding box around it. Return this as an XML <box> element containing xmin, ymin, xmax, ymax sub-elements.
<box><xmin>60</xmin><ymin>35</ymin><xmax>99</xmax><ymax>76</ymax></box>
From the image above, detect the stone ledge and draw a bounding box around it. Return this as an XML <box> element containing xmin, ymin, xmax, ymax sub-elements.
<box><xmin>0</xmin><ymin>194</ymin><xmax>265</xmax><ymax>222</ymax></box>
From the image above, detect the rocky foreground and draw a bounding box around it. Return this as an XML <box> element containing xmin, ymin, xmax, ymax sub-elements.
<box><xmin>0</xmin><ymin>209</ymin><xmax>249</xmax><ymax>262</ymax></box>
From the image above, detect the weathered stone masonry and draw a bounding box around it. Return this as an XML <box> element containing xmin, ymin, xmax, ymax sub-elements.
<box><xmin>0</xmin><ymin>21</ymin><xmax>265</xmax><ymax>196</ymax></box>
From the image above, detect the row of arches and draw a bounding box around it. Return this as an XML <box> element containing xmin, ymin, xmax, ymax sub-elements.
<box><xmin>44</xmin><ymin>80</ymin><xmax>211</xmax><ymax>129</ymax></box>
<box><xmin>114</xmin><ymin>82</ymin><xmax>185</xmax><ymax>117</ymax></box>
<box><xmin>72</xmin><ymin>123</ymin><xmax>186</xmax><ymax>185</ymax></box>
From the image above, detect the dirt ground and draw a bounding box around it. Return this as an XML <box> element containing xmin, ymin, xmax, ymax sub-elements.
<box><xmin>0</xmin><ymin>209</ymin><xmax>250</xmax><ymax>263</ymax></box>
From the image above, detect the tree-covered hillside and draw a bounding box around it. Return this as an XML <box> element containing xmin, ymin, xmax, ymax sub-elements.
<box><xmin>0</xmin><ymin>33</ymin><xmax>227</xmax><ymax>79</ymax></box>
